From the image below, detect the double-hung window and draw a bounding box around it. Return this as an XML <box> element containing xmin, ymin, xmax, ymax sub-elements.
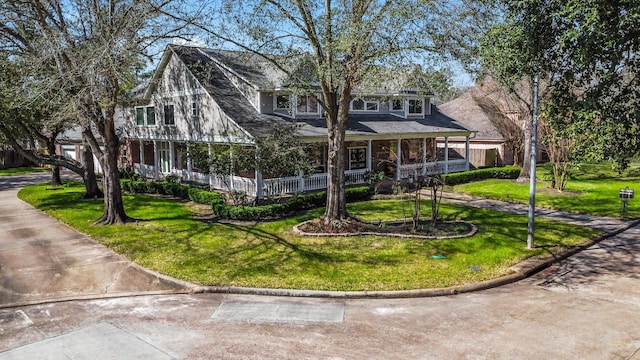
<box><xmin>350</xmin><ymin>97</ymin><xmax>379</xmax><ymax>112</ymax></box>
<box><xmin>191</xmin><ymin>101</ymin><xmax>198</xmax><ymax>118</ymax></box>
<box><xmin>275</xmin><ymin>94</ymin><xmax>291</xmax><ymax>110</ymax></box>
<box><xmin>146</xmin><ymin>107</ymin><xmax>155</xmax><ymax>125</ymax></box>
<box><xmin>408</xmin><ymin>99</ymin><xmax>423</xmax><ymax>114</ymax></box>
<box><xmin>135</xmin><ymin>106</ymin><xmax>155</xmax><ymax>126</ymax></box>
<box><xmin>164</xmin><ymin>104</ymin><xmax>175</xmax><ymax>125</ymax></box>
<box><xmin>391</xmin><ymin>99</ymin><xmax>404</xmax><ymax>111</ymax></box>
<box><xmin>297</xmin><ymin>95</ymin><xmax>319</xmax><ymax>114</ymax></box>
<box><xmin>349</xmin><ymin>147</ymin><xmax>367</xmax><ymax>170</ymax></box>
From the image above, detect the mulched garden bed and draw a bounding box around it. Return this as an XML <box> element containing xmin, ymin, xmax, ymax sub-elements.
<box><xmin>295</xmin><ymin>217</ymin><xmax>476</xmax><ymax>239</ymax></box>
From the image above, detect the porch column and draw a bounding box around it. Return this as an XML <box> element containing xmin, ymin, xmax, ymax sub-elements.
<box><xmin>208</xmin><ymin>144</ymin><xmax>213</xmax><ymax>189</ymax></box>
<box><xmin>422</xmin><ymin>137</ymin><xmax>427</xmax><ymax>175</ymax></box>
<box><xmin>444</xmin><ymin>136</ymin><xmax>449</xmax><ymax>174</ymax></box>
<box><xmin>366</xmin><ymin>139</ymin><xmax>372</xmax><ymax>171</ymax></box>
<box><xmin>169</xmin><ymin>141</ymin><xmax>175</xmax><ymax>174</ymax></box>
<box><xmin>465</xmin><ymin>136</ymin><xmax>471</xmax><ymax>171</ymax></box>
<box><xmin>186</xmin><ymin>143</ymin><xmax>193</xmax><ymax>181</ymax></box>
<box><xmin>255</xmin><ymin>146</ymin><xmax>264</xmax><ymax>199</ymax></box>
<box><xmin>396</xmin><ymin>138</ymin><xmax>402</xmax><ymax>180</ymax></box>
<box><xmin>153</xmin><ymin>140</ymin><xmax>159</xmax><ymax>180</ymax></box>
<box><xmin>139</xmin><ymin>140</ymin><xmax>145</xmax><ymax>176</ymax></box>
<box><xmin>298</xmin><ymin>170</ymin><xmax>305</xmax><ymax>193</ymax></box>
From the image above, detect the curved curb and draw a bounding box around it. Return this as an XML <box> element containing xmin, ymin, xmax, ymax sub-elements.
<box><xmin>194</xmin><ymin>218</ymin><xmax>640</xmax><ymax>299</ymax></box>
<box><xmin>0</xmin><ymin>289</ymin><xmax>194</xmax><ymax>310</ymax></box>
<box><xmin>292</xmin><ymin>219</ymin><xmax>478</xmax><ymax>240</ymax></box>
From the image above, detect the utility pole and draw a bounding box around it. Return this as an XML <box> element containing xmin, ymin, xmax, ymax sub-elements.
<box><xmin>527</xmin><ymin>74</ymin><xmax>539</xmax><ymax>250</ymax></box>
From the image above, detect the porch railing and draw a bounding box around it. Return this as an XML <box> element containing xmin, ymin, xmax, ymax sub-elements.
<box><xmin>134</xmin><ymin>163</ymin><xmax>157</xmax><ymax>179</ymax></box>
<box><xmin>134</xmin><ymin>159</ymin><xmax>467</xmax><ymax>198</ymax></box>
<box><xmin>399</xmin><ymin>159</ymin><xmax>468</xmax><ymax>178</ymax></box>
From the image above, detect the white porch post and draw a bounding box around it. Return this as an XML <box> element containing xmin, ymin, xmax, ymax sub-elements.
<box><xmin>186</xmin><ymin>142</ymin><xmax>193</xmax><ymax>181</ymax></box>
<box><xmin>139</xmin><ymin>140</ymin><xmax>145</xmax><ymax>177</ymax></box>
<box><xmin>396</xmin><ymin>138</ymin><xmax>402</xmax><ymax>180</ymax></box>
<box><xmin>153</xmin><ymin>140</ymin><xmax>159</xmax><ymax>180</ymax></box>
<box><xmin>169</xmin><ymin>141</ymin><xmax>174</xmax><ymax>174</ymax></box>
<box><xmin>255</xmin><ymin>146</ymin><xmax>263</xmax><ymax>199</ymax></box>
<box><xmin>422</xmin><ymin>137</ymin><xmax>427</xmax><ymax>175</ymax></box>
<box><xmin>298</xmin><ymin>170</ymin><xmax>305</xmax><ymax>193</ymax></box>
<box><xmin>208</xmin><ymin>144</ymin><xmax>213</xmax><ymax>189</ymax></box>
<box><xmin>366</xmin><ymin>139</ymin><xmax>372</xmax><ymax>171</ymax></box>
<box><xmin>465</xmin><ymin>136</ymin><xmax>471</xmax><ymax>171</ymax></box>
<box><xmin>444</xmin><ymin>136</ymin><xmax>449</xmax><ymax>174</ymax></box>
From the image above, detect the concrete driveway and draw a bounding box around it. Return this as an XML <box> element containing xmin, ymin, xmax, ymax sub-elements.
<box><xmin>1</xmin><ymin>173</ymin><xmax>639</xmax><ymax>359</ymax></box>
<box><xmin>0</xmin><ymin>173</ymin><xmax>190</xmax><ymax>308</ymax></box>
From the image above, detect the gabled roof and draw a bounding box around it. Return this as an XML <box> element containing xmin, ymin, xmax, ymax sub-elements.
<box><xmin>170</xmin><ymin>46</ymin><xmax>292</xmax><ymax>138</ymax></box>
<box><xmin>140</xmin><ymin>45</ymin><xmax>471</xmax><ymax>141</ymax></box>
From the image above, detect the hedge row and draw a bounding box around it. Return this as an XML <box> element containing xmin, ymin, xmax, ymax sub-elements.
<box><xmin>120</xmin><ymin>178</ymin><xmax>370</xmax><ymax>221</ymax></box>
<box><xmin>120</xmin><ymin>179</ymin><xmax>225</xmax><ymax>206</ymax></box>
<box><xmin>442</xmin><ymin>166</ymin><xmax>521</xmax><ymax>186</ymax></box>
<box><xmin>211</xmin><ymin>186</ymin><xmax>371</xmax><ymax>221</ymax></box>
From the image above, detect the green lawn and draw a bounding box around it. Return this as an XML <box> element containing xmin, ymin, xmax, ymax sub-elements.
<box><xmin>18</xmin><ymin>181</ymin><xmax>599</xmax><ymax>291</ymax></box>
<box><xmin>453</xmin><ymin>163</ymin><xmax>640</xmax><ymax>218</ymax></box>
<box><xmin>0</xmin><ymin>166</ymin><xmax>48</xmax><ymax>176</ymax></box>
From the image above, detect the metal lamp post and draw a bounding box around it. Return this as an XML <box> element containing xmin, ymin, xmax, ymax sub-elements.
<box><xmin>527</xmin><ymin>74</ymin><xmax>540</xmax><ymax>250</ymax></box>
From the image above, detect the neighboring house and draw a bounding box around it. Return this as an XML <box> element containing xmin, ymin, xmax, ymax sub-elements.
<box><xmin>0</xmin><ymin>147</ymin><xmax>34</xmax><ymax>169</ymax></box>
<box><xmin>438</xmin><ymin>87</ymin><xmax>520</xmax><ymax>168</ymax></box>
<box><xmin>124</xmin><ymin>45</ymin><xmax>474</xmax><ymax>198</ymax></box>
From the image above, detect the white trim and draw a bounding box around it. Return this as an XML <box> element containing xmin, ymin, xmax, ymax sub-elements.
<box><xmin>152</xmin><ymin>88</ymin><xmax>208</xmax><ymax>99</ymax></box>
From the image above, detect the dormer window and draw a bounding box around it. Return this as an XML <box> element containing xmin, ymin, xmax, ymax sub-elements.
<box><xmin>350</xmin><ymin>97</ymin><xmax>379</xmax><ymax>112</ymax></box>
<box><xmin>391</xmin><ymin>99</ymin><xmax>404</xmax><ymax>111</ymax></box>
<box><xmin>408</xmin><ymin>99</ymin><xmax>423</xmax><ymax>114</ymax></box>
<box><xmin>275</xmin><ymin>94</ymin><xmax>290</xmax><ymax>110</ymax></box>
<box><xmin>296</xmin><ymin>94</ymin><xmax>319</xmax><ymax>114</ymax></box>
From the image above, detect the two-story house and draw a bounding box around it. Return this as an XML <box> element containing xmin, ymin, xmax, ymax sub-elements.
<box><xmin>124</xmin><ymin>45</ymin><xmax>474</xmax><ymax>198</ymax></box>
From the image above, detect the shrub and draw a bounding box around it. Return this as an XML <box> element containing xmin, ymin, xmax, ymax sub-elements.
<box><xmin>211</xmin><ymin>186</ymin><xmax>371</xmax><ymax>221</ymax></box>
<box><xmin>442</xmin><ymin>166</ymin><xmax>521</xmax><ymax>186</ymax></box>
<box><xmin>121</xmin><ymin>178</ymin><xmax>370</xmax><ymax>221</ymax></box>
<box><xmin>120</xmin><ymin>179</ymin><xmax>224</xmax><ymax>206</ymax></box>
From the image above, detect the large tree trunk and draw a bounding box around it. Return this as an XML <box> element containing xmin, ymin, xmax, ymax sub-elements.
<box><xmin>323</xmin><ymin>92</ymin><xmax>350</xmax><ymax>227</ymax></box>
<box><xmin>46</xmin><ymin>140</ymin><xmax>62</xmax><ymax>186</ymax></box>
<box><xmin>517</xmin><ymin>111</ymin><xmax>532</xmax><ymax>183</ymax></box>
<box><xmin>82</xmin><ymin>144</ymin><xmax>103</xmax><ymax>199</ymax></box>
<box><xmin>95</xmin><ymin>118</ymin><xmax>129</xmax><ymax>224</ymax></box>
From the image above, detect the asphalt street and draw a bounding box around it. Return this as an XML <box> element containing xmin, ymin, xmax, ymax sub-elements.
<box><xmin>1</xmin><ymin>173</ymin><xmax>639</xmax><ymax>359</ymax></box>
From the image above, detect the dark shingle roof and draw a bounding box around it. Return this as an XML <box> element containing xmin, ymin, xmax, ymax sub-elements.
<box><xmin>170</xmin><ymin>45</ymin><xmax>471</xmax><ymax>141</ymax></box>
<box><xmin>294</xmin><ymin>105</ymin><xmax>471</xmax><ymax>140</ymax></box>
<box><xmin>439</xmin><ymin>89</ymin><xmax>505</xmax><ymax>141</ymax></box>
<box><xmin>171</xmin><ymin>46</ymin><xmax>292</xmax><ymax>138</ymax></box>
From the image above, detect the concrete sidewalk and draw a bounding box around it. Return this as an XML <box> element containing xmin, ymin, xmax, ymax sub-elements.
<box><xmin>437</xmin><ymin>191</ymin><xmax>632</xmax><ymax>232</ymax></box>
<box><xmin>0</xmin><ymin>173</ymin><xmax>191</xmax><ymax>308</ymax></box>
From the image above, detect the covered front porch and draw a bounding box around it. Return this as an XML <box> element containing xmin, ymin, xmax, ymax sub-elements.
<box><xmin>128</xmin><ymin>134</ymin><xmax>471</xmax><ymax>199</ymax></box>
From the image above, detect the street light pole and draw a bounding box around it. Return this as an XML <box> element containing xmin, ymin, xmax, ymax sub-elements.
<box><xmin>527</xmin><ymin>73</ymin><xmax>540</xmax><ymax>250</ymax></box>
